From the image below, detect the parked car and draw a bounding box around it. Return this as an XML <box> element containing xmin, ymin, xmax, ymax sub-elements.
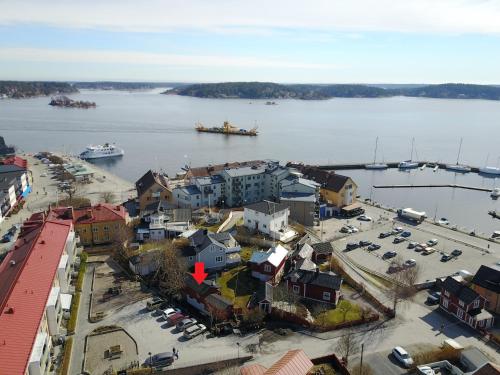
<box><xmin>357</xmin><ymin>215</ymin><xmax>372</xmax><ymax>221</ymax></box>
<box><xmin>162</xmin><ymin>307</ymin><xmax>181</xmax><ymax>320</ymax></box>
<box><xmin>340</xmin><ymin>226</ymin><xmax>352</xmax><ymax>234</ymax></box>
<box><xmin>166</xmin><ymin>312</ymin><xmax>185</xmax><ymax>326</ymax></box>
<box><xmin>1</xmin><ymin>233</ymin><xmax>13</xmax><ymax>243</ymax></box>
<box><xmin>392</xmin><ymin>227</ymin><xmax>404</xmax><ymax>234</ymax></box>
<box><xmin>8</xmin><ymin>225</ymin><xmax>19</xmax><ymax>234</ymax></box>
<box><xmin>422</xmin><ymin>247</ymin><xmax>436</xmax><ymax>255</ymax></box>
<box><xmin>426</xmin><ymin>292</ymin><xmax>441</xmax><ymax>305</ymax></box>
<box><xmin>176</xmin><ymin>318</ymin><xmax>197</xmax><ymax>331</ymax></box>
<box><xmin>417</xmin><ymin>365</ymin><xmax>436</xmax><ymax>375</ymax></box>
<box><xmin>415</xmin><ymin>243</ymin><xmax>427</xmax><ymax>252</ymax></box>
<box><xmin>383</xmin><ymin>251</ymin><xmax>397</xmax><ymax>259</ymax></box>
<box><xmin>407</xmin><ymin>241</ymin><xmax>418</xmax><ymax>249</ymax></box>
<box><xmin>426</xmin><ymin>239</ymin><xmax>438</xmax><ymax>246</ymax></box>
<box><xmin>348</xmin><ymin>225</ymin><xmax>359</xmax><ymax>233</ymax></box>
<box><xmin>145</xmin><ymin>352</ymin><xmax>175</xmax><ymax>368</ymax></box>
<box><xmin>403</xmin><ymin>259</ymin><xmax>416</xmax><ymax>268</ymax></box>
<box><xmin>392</xmin><ymin>346</ymin><xmax>414</xmax><ymax>368</ymax></box>
<box><xmin>400</xmin><ymin>231</ymin><xmax>412</xmax><ymax>238</ymax></box>
<box><xmin>451</xmin><ymin>249</ymin><xmax>462</xmax><ymax>257</ymax></box>
<box><xmin>379</xmin><ymin>232</ymin><xmax>392</xmax><ymax>238</ymax></box>
<box><xmin>147</xmin><ymin>297</ymin><xmax>164</xmax><ymax>311</ymax></box>
<box><xmin>359</xmin><ymin>240</ymin><xmax>372</xmax><ymax>247</ymax></box>
<box><xmin>183</xmin><ymin>324</ymin><xmax>207</xmax><ymax>339</ymax></box>
<box><xmin>393</xmin><ymin>236</ymin><xmax>405</xmax><ymax>244</ymax></box>
<box><xmin>367</xmin><ymin>244</ymin><xmax>381</xmax><ymax>251</ymax></box>
<box><xmin>438</xmin><ymin>218</ymin><xmax>449</xmax><ymax>225</ymax></box>
<box><xmin>345</xmin><ymin>242</ymin><xmax>359</xmax><ymax>251</ymax></box>
<box><xmin>440</xmin><ymin>253</ymin><xmax>453</xmax><ymax>262</ymax></box>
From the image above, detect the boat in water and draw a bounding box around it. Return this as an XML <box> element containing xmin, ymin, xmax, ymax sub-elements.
<box><xmin>79</xmin><ymin>143</ymin><xmax>124</xmax><ymax>159</ymax></box>
<box><xmin>399</xmin><ymin>138</ymin><xmax>419</xmax><ymax>169</ymax></box>
<box><xmin>479</xmin><ymin>166</ymin><xmax>500</xmax><ymax>176</ymax></box>
<box><xmin>491</xmin><ymin>188</ymin><xmax>500</xmax><ymax>199</ymax></box>
<box><xmin>365</xmin><ymin>137</ymin><xmax>388</xmax><ymax>170</ymax></box>
<box><xmin>195</xmin><ymin>121</ymin><xmax>258</xmax><ymax>136</ymax></box>
<box><xmin>446</xmin><ymin>138</ymin><xmax>471</xmax><ymax>173</ymax></box>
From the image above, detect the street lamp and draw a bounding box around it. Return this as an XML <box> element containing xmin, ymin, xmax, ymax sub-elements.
<box><xmin>148</xmin><ymin>352</ymin><xmax>152</xmax><ymax>369</ymax></box>
<box><xmin>237</xmin><ymin>342</ymin><xmax>240</xmax><ymax>359</ymax></box>
<box><xmin>360</xmin><ymin>342</ymin><xmax>365</xmax><ymax>375</ymax></box>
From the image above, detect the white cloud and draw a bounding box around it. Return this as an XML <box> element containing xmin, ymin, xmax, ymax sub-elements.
<box><xmin>1</xmin><ymin>0</ymin><xmax>500</xmax><ymax>35</ymax></box>
<box><xmin>0</xmin><ymin>47</ymin><xmax>337</xmax><ymax>70</ymax></box>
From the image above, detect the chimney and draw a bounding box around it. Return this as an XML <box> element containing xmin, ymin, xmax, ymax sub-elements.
<box><xmin>9</xmin><ymin>260</ymin><xmax>16</xmax><ymax>267</ymax></box>
<box><xmin>315</xmin><ymin>266</ymin><xmax>319</xmax><ymax>275</ymax></box>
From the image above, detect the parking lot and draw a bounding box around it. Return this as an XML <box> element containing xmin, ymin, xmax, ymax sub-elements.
<box><xmin>331</xmin><ymin>210</ymin><xmax>500</xmax><ymax>283</ymax></box>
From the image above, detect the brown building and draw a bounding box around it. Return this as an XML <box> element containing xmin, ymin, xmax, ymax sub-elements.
<box><xmin>135</xmin><ymin>170</ymin><xmax>171</xmax><ymax>211</ymax></box>
<box><xmin>471</xmin><ymin>265</ymin><xmax>500</xmax><ymax>314</ymax></box>
<box><xmin>72</xmin><ymin>204</ymin><xmax>129</xmax><ymax>246</ymax></box>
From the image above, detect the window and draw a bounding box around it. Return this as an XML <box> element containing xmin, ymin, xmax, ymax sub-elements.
<box><xmin>444</xmin><ymin>290</ymin><xmax>450</xmax><ymax>297</ymax></box>
<box><xmin>442</xmin><ymin>298</ymin><xmax>449</xmax><ymax>309</ymax></box>
<box><xmin>92</xmin><ymin>227</ymin><xmax>98</xmax><ymax>233</ymax></box>
<box><xmin>103</xmin><ymin>226</ymin><xmax>109</xmax><ymax>231</ymax></box>
<box><xmin>292</xmin><ymin>285</ymin><xmax>300</xmax><ymax>294</ymax></box>
<box><xmin>458</xmin><ymin>300</ymin><xmax>464</xmax><ymax>307</ymax></box>
<box><xmin>457</xmin><ymin>308</ymin><xmax>464</xmax><ymax>319</ymax></box>
<box><xmin>473</xmin><ymin>299</ymin><xmax>480</xmax><ymax>308</ymax></box>
<box><xmin>323</xmin><ymin>292</ymin><xmax>331</xmax><ymax>301</ymax></box>
<box><xmin>263</xmin><ymin>224</ymin><xmax>267</xmax><ymax>228</ymax></box>
<box><xmin>216</xmin><ymin>256</ymin><xmax>223</xmax><ymax>263</ymax></box>
<box><xmin>188</xmin><ymin>256</ymin><xmax>194</xmax><ymax>261</ymax></box>
<box><xmin>264</xmin><ymin>264</ymin><xmax>271</xmax><ymax>272</ymax></box>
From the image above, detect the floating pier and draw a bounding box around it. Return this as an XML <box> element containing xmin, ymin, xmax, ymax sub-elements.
<box><xmin>309</xmin><ymin>161</ymin><xmax>485</xmax><ymax>173</ymax></box>
<box><xmin>372</xmin><ymin>184</ymin><xmax>492</xmax><ymax>192</ymax></box>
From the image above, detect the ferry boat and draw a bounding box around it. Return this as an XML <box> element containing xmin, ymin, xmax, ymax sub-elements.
<box><xmin>79</xmin><ymin>143</ymin><xmax>124</xmax><ymax>159</ymax></box>
<box><xmin>195</xmin><ymin>121</ymin><xmax>258</xmax><ymax>136</ymax></box>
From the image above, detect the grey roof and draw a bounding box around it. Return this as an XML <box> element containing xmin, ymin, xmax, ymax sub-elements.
<box><xmin>299</xmin><ymin>166</ymin><xmax>354</xmax><ymax>193</ymax></box>
<box><xmin>286</xmin><ymin>269</ymin><xmax>342</xmax><ymax>290</ymax></box>
<box><xmin>0</xmin><ymin>175</ymin><xmax>18</xmax><ymax>190</ymax></box>
<box><xmin>206</xmin><ymin>293</ymin><xmax>233</xmax><ymax>310</ymax></box>
<box><xmin>461</xmin><ymin>347</ymin><xmax>489</xmax><ymax>371</ymax></box>
<box><xmin>184</xmin><ymin>276</ymin><xmax>219</xmax><ymax>297</ymax></box>
<box><xmin>472</xmin><ymin>265</ymin><xmax>500</xmax><ymax>293</ymax></box>
<box><xmin>223</xmin><ymin>165</ymin><xmax>265</xmax><ymax>177</ymax></box>
<box><xmin>245</xmin><ymin>200</ymin><xmax>289</xmax><ymax>215</ymax></box>
<box><xmin>0</xmin><ymin>164</ymin><xmax>25</xmax><ymax>174</ymax></box>
<box><xmin>179</xmin><ymin>185</ymin><xmax>201</xmax><ymax>196</ymax></box>
<box><xmin>280</xmin><ymin>192</ymin><xmax>316</xmax><ymax>202</ymax></box>
<box><xmin>188</xmin><ymin>229</ymin><xmax>236</xmax><ymax>254</ymax></box>
<box><xmin>195</xmin><ymin>175</ymin><xmax>225</xmax><ymax>185</ymax></box>
<box><xmin>311</xmin><ymin>242</ymin><xmax>334</xmax><ymax>255</ymax></box>
<box><xmin>442</xmin><ymin>276</ymin><xmax>480</xmax><ymax>304</ymax></box>
<box><xmin>135</xmin><ymin>170</ymin><xmax>169</xmax><ymax>197</ymax></box>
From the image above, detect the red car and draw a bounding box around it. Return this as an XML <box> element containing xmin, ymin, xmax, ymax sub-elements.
<box><xmin>167</xmin><ymin>312</ymin><xmax>185</xmax><ymax>326</ymax></box>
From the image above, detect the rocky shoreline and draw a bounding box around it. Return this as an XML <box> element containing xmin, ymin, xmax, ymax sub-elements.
<box><xmin>49</xmin><ymin>95</ymin><xmax>96</xmax><ymax>108</ymax></box>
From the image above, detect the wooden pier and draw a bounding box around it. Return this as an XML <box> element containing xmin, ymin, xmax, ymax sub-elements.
<box><xmin>373</xmin><ymin>184</ymin><xmax>492</xmax><ymax>192</ymax></box>
<box><xmin>300</xmin><ymin>161</ymin><xmax>484</xmax><ymax>173</ymax></box>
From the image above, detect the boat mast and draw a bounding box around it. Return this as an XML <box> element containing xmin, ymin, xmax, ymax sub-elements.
<box><xmin>456</xmin><ymin>138</ymin><xmax>463</xmax><ymax>165</ymax></box>
<box><xmin>410</xmin><ymin>137</ymin><xmax>415</xmax><ymax>160</ymax></box>
<box><xmin>373</xmin><ymin>137</ymin><xmax>379</xmax><ymax>164</ymax></box>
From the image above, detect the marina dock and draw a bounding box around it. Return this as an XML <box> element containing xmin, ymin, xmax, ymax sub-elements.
<box><xmin>311</xmin><ymin>161</ymin><xmax>486</xmax><ymax>173</ymax></box>
<box><xmin>372</xmin><ymin>184</ymin><xmax>493</xmax><ymax>192</ymax></box>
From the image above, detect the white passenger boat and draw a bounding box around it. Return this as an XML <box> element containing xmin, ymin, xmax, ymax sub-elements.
<box><xmin>79</xmin><ymin>143</ymin><xmax>124</xmax><ymax>159</ymax></box>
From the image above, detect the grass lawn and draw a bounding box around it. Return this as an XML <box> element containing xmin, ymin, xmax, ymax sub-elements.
<box><xmin>217</xmin><ymin>266</ymin><xmax>260</xmax><ymax>309</ymax></box>
<box><xmin>315</xmin><ymin>300</ymin><xmax>362</xmax><ymax>326</ymax></box>
<box><xmin>240</xmin><ymin>246</ymin><xmax>256</xmax><ymax>262</ymax></box>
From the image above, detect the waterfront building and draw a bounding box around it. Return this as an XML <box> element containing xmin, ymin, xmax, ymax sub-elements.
<box><xmin>135</xmin><ymin>170</ymin><xmax>172</xmax><ymax>211</ymax></box>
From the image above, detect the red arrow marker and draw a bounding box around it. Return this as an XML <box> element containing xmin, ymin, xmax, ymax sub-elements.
<box><xmin>191</xmin><ymin>262</ymin><xmax>208</xmax><ymax>284</ymax></box>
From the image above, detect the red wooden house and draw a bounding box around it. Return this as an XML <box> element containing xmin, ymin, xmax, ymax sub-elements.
<box><xmin>249</xmin><ymin>244</ymin><xmax>288</xmax><ymax>285</ymax></box>
<box><xmin>440</xmin><ymin>276</ymin><xmax>494</xmax><ymax>330</ymax></box>
<box><xmin>285</xmin><ymin>268</ymin><xmax>342</xmax><ymax>305</ymax></box>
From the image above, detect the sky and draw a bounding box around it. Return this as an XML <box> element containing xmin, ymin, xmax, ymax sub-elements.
<box><xmin>1</xmin><ymin>0</ymin><xmax>500</xmax><ymax>83</ymax></box>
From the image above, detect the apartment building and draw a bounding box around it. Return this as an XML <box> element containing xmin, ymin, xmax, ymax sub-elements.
<box><xmin>0</xmin><ymin>209</ymin><xmax>78</xmax><ymax>375</ymax></box>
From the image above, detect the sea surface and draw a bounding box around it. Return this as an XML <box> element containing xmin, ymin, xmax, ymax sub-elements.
<box><xmin>0</xmin><ymin>89</ymin><xmax>499</xmax><ymax>234</ymax></box>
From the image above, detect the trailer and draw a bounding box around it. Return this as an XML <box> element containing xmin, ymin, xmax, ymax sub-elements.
<box><xmin>397</xmin><ymin>208</ymin><xmax>426</xmax><ymax>223</ymax></box>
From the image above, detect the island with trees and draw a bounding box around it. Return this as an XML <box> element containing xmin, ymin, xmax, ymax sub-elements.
<box><xmin>49</xmin><ymin>95</ymin><xmax>96</xmax><ymax>108</ymax></box>
<box><xmin>164</xmin><ymin>82</ymin><xmax>500</xmax><ymax>100</ymax></box>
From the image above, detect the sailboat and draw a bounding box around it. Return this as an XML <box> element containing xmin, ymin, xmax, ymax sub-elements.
<box><xmin>479</xmin><ymin>155</ymin><xmax>500</xmax><ymax>176</ymax></box>
<box><xmin>365</xmin><ymin>137</ymin><xmax>388</xmax><ymax>170</ymax></box>
<box><xmin>446</xmin><ymin>138</ymin><xmax>471</xmax><ymax>173</ymax></box>
<box><xmin>398</xmin><ymin>138</ymin><xmax>419</xmax><ymax>169</ymax></box>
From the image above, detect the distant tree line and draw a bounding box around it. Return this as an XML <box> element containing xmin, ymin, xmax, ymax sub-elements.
<box><xmin>165</xmin><ymin>82</ymin><xmax>500</xmax><ymax>100</ymax></box>
<box><xmin>0</xmin><ymin>81</ymin><xmax>77</xmax><ymax>99</ymax></box>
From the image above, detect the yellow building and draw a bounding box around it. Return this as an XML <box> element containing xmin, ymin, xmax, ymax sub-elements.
<box><xmin>135</xmin><ymin>170</ymin><xmax>172</xmax><ymax>211</ymax></box>
<box><xmin>73</xmin><ymin>203</ymin><xmax>129</xmax><ymax>246</ymax></box>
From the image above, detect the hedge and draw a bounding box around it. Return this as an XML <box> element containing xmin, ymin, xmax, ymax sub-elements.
<box><xmin>66</xmin><ymin>292</ymin><xmax>81</xmax><ymax>334</ymax></box>
<box><xmin>75</xmin><ymin>253</ymin><xmax>88</xmax><ymax>292</ymax></box>
<box><xmin>58</xmin><ymin>336</ymin><xmax>73</xmax><ymax>375</ymax></box>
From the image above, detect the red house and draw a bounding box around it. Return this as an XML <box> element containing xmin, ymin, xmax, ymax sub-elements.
<box><xmin>183</xmin><ymin>276</ymin><xmax>233</xmax><ymax>320</ymax></box>
<box><xmin>285</xmin><ymin>268</ymin><xmax>342</xmax><ymax>305</ymax></box>
<box><xmin>249</xmin><ymin>245</ymin><xmax>288</xmax><ymax>285</ymax></box>
<box><xmin>440</xmin><ymin>276</ymin><xmax>494</xmax><ymax>330</ymax></box>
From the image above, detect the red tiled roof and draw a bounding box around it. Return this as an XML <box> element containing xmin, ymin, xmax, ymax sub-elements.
<box><xmin>72</xmin><ymin>203</ymin><xmax>127</xmax><ymax>224</ymax></box>
<box><xmin>264</xmin><ymin>349</ymin><xmax>313</xmax><ymax>375</ymax></box>
<box><xmin>0</xmin><ymin>212</ymin><xmax>72</xmax><ymax>375</ymax></box>
<box><xmin>1</xmin><ymin>156</ymin><xmax>28</xmax><ymax>169</ymax></box>
<box><xmin>240</xmin><ymin>364</ymin><xmax>267</xmax><ymax>375</ymax></box>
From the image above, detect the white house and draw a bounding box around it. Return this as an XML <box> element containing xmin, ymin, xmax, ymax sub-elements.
<box><xmin>244</xmin><ymin>201</ymin><xmax>290</xmax><ymax>240</ymax></box>
<box><xmin>128</xmin><ymin>249</ymin><xmax>162</xmax><ymax>277</ymax></box>
<box><xmin>172</xmin><ymin>184</ymin><xmax>202</xmax><ymax>209</ymax></box>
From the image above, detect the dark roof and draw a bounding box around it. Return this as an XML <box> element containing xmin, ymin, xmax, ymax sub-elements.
<box><xmin>286</xmin><ymin>269</ymin><xmax>342</xmax><ymax>290</ymax></box>
<box><xmin>472</xmin><ymin>265</ymin><xmax>500</xmax><ymax>294</ymax></box>
<box><xmin>0</xmin><ymin>174</ymin><xmax>18</xmax><ymax>190</ymax></box>
<box><xmin>0</xmin><ymin>164</ymin><xmax>26</xmax><ymax>174</ymax></box>
<box><xmin>311</xmin><ymin>242</ymin><xmax>334</xmax><ymax>255</ymax></box>
<box><xmin>442</xmin><ymin>276</ymin><xmax>480</xmax><ymax>304</ymax></box>
<box><xmin>205</xmin><ymin>293</ymin><xmax>233</xmax><ymax>310</ymax></box>
<box><xmin>473</xmin><ymin>362</ymin><xmax>500</xmax><ymax>375</ymax></box>
<box><xmin>183</xmin><ymin>276</ymin><xmax>219</xmax><ymax>297</ymax></box>
<box><xmin>245</xmin><ymin>200</ymin><xmax>289</xmax><ymax>215</ymax></box>
<box><xmin>187</xmin><ymin>229</ymin><xmax>236</xmax><ymax>253</ymax></box>
<box><xmin>210</xmin><ymin>232</ymin><xmax>232</xmax><ymax>242</ymax></box>
<box><xmin>180</xmin><ymin>246</ymin><xmax>196</xmax><ymax>257</ymax></box>
<box><xmin>299</xmin><ymin>166</ymin><xmax>353</xmax><ymax>192</ymax></box>
<box><xmin>187</xmin><ymin>160</ymin><xmax>264</xmax><ymax>178</ymax></box>
<box><xmin>135</xmin><ymin>170</ymin><xmax>169</xmax><ymax>197</ymax></box>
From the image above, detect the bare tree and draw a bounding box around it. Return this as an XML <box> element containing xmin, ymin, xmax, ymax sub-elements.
<box><xmin>386</xmin><ymin>256</ymin><xmax>421</xmax><ymax>316</ymax></box>
<box><xmin>273</xmin><ymin>283</ymin><xmax>301</xmax><ymax>313</ymax></box>
<box><xmin>335</xmin><ymin>329</ymin><xmax>360</xmax><ymax>365</ymax></box>
<box><xmin>100</xmin><ymin>191</ymin><xmax>116</xmax><ymax>203</ymax></box>
<box><xmin>157</xmin><ymin>241</ymin><xmax>187</xmax><ymax>299</ymax></box>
